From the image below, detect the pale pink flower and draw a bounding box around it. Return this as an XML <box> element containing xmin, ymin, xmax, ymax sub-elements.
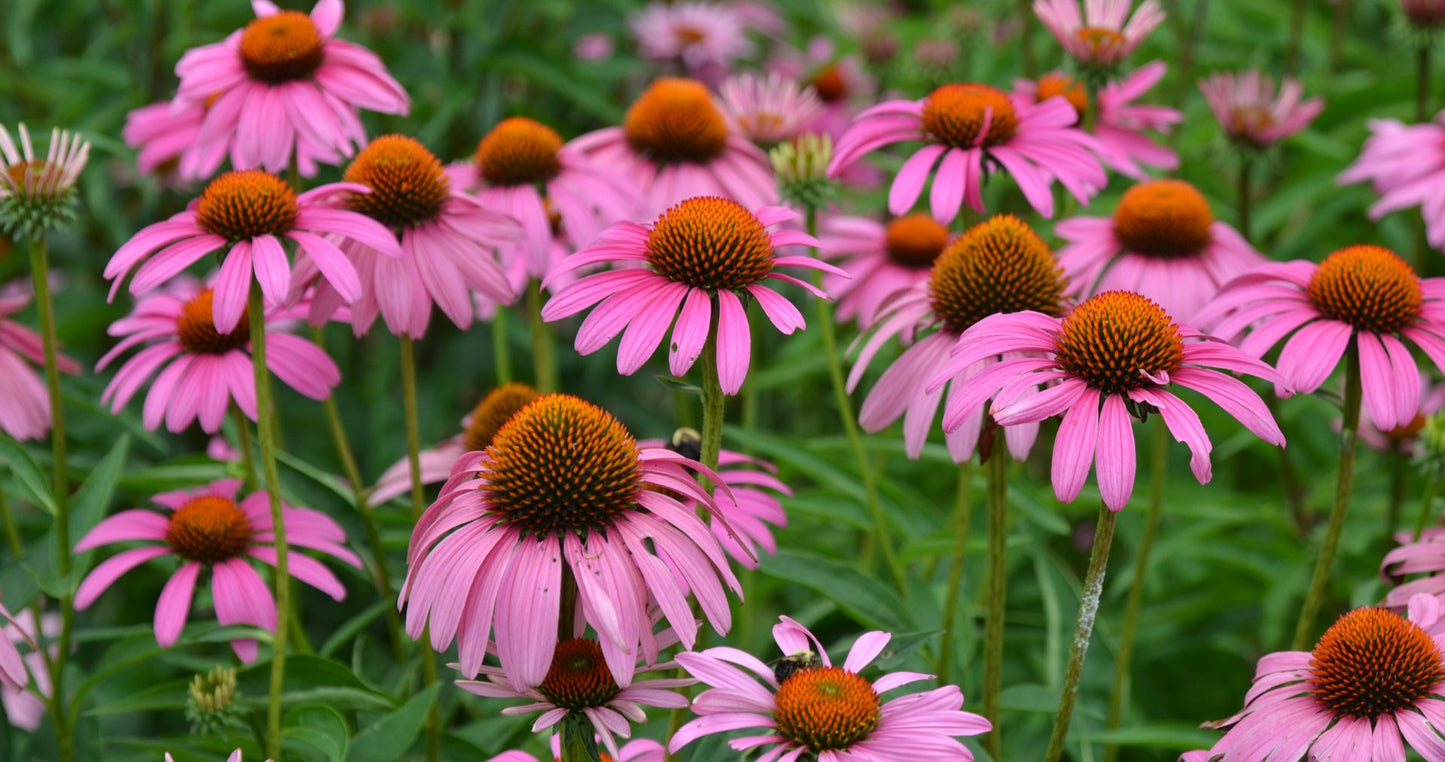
<box><xmin>1383</xmin><ymin>528</ymin><xmax>1445</xmax><ymax>606</ymax></box>
<box><xmin>541</xmin><ymin>197</ymin><xmax>833</xmax><ymax>395</ymax></box>
<box><xmin>630</xmin><ymin>2</ymin><xmax>753</xmax><ymax>82</ymax></box>
<box><xmin>670</xmin><ymin>616</ymin><xmax>992</xmax><ymax>759</ymax></box>
<box><xmin>717</xmin><ymin>72</ymin><xmax>823</xmax><ymax>147</ymax></box>
<box><xmin>933</xmin><ymin>290</ymin><xmax>1285</xmax><ymax>510</ymax></box>
<box><xmin>1339</xmin><ymin>117</ymin><xmax>1445</xmax><ymax>250</ymax></box>
<box><xmin>1183</xmin><ymin>595</ymin><xmax>1445</xmax><ymax>761</ymax></box>
<box><xmin>1355</xmin><ymin>374</ymin><xmax>1445</xmax><ymax>453</ymax></box>
<box><xmin>165</xmin><ymin>752</ymin><xmax>267</xmax><ymax>762</ymax></box>
<box><xmin>570</xmin><ymin>78</ymin><xmax>778</xmax><ymax>217</ymax></box>
<box><xmin>104</xmin><ymin>169</ymin><xmax>402</xmax><ymax>333</ymax></box>
<box><xmin>1033</xmin><ymin>0</ymin><xmax>1165</xmax><ymax>67</ymax></box>
<box><xmin>448</xmin><ymin>118</ymin><xmax>640</xmax><ymax>281</ymax></box>
<box><xmin>1199</xmin><ymin>70</ymin><xmax>1323</xmax><ymax>149</ymax></box>
<box><xmin>573</xmin><ymin>33</ymin><xmax>614</xmax><ymax>62</ymax></box>
<box><xmin>819</xmin><ymin>212</ymin><xmax>953</xmax><ymax>327</ymax></box>
<box><xmin>1</xmin><ymin>608</ymin><xmax>53</xmax><ymax>731</ymax></box>
<box><xmin>1201</xmin><ymin>245</ymin><xmax>1445</xmax><ymax>432</ymax></box>
<box><xmin>123</xmin><ymin>99</ymin><xmax>338</xmax><ymax>183</ymax></box>
<box><xmin>0</xmin><ymin>124</ymin><xmax>90</xmax><ymax>204</ymax></box>
<box><xmin>829</xmin><ymin>83</ymin><xmax>1106</xmax><ymax>223</ymax></box>
<box><xmin>97</xmin><ymin>278</ymin><xmax>340</xmax><ymax>434</ymax></box>
<box><xmin>1013</xmin><ymin>62</ymin><xmax>1181</xmax><ymax>178</ymax></box>
<box><xmin>0</xmin><ymin>290</ymin><xmax>80</xmax><ymax>441</ymax></box>
<box><xmin>487</xmin><ymin>737</ymin><xmax>665</xmax><ymax>762</ymax></box>
<box><xmin>1056</xmin><ymin>179</ymin><xmax>1264</xmax><ymax>323</ymax></box>
<box><xmin>75</xmin><ymin>478</ymin><xmax>361</xmax><ymax>661</ymax></box>
<box><xmin>172</xmin><ymin>0</ymin><xmax>409</xmax><ymax>176</ymax></box>
<box><xmin>400</xmin><ymin>394</ymin><xmax>742</xmax><ymax>686</ymax></box>
<box><xmin>768</xmin><ymin>37</ymin><xmax>880</xmax><ymax>185</ymax></box>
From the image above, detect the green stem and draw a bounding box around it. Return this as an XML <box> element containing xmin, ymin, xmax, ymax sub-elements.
<box><xmin>560</xmin><ymin>712</ymin><xmax>604</xmax><ymax>762</ymax></box>
<box><xmin>982</xmin><ymin>433</ymin><xmax>1009</xmax><ymax>761</ymax></box>
<box><xmin>936</xmin><ymin>461</ymin><xmax>976</xmax><ymax>687</ymax></box>
<box><xmin>230</xmin><ymin>404</ymin><xmax>259</xmax><ymax>492</ymax></box>
<box><xmin>699</xmin><ymin>315</ymin><xmax>725</xmax><ymax>476</ymax></box>
<box><xmin>1414</xmin><ymin>474</ymin><xmax>1443</xmax><ymax>541</ymax></box>
<box><xmin>1180</xmin><ymin>0</ymin><xmax>1210</xmax><ymax>105</ymax></box>
<box><xmin>1291</xmin><ymin>346</ymin><xmax>1362</xmax><ymax>650</ymax></box>
<box><xmin>1418</xmin><ymin>45</ymin><xmax>1431</xmax><ymax>125</ymax></box>
<box><xmin>0</xmin><ymin>476</ymin><xmax>23</xmax><ymax>558</ymax></box>
<box><xmin>1103</xmin><ymin>422</ymin><xmax>1168</xmax><ymax>762</ymax></box>
<box><xmin>527</xmin><ymin>281</ymin><xmax>558</xmax><ymax>393</ymax></box>
<box><xmin>1237</xmin><ymin>157</ymin><xmax>1252</xmax><ymax>244</ymax></box>
<box><xmin>251</xmin><ymin>281</ymin><xmax>292</xmax><ymax>761</ymax></box>
<box><xmin>1328</xmin><ymin>0</ymin><xmax>1351</xmax><ymax>73</ymax></box>
<box><xmin>1388</xmin><ymin>451</ymin><xmax>1409</xmax><ymax>542</ymax></box>
<box><xmin>492</xmin><ymin>307</ymin><xmax>513</xmax><ymax>385</ymax></box>
<box><xmin>1285</xmin><ymin>0</ymin><xmax>1306</xmax><ymax>77</ymax></box>
<box><xmin>1017</xmin><ymin>0</ymin><xmax>1036</xmax><ymax>77</ymax></box>
<box><xmin>1043</xmin><ymin>506</ymin><xmax>1119</xmax><ymax>762</ymax></box>
<box><xmin>399</xmin><ymin>335</ymin><xmax>441</xmax><ymax>762</ymax></box>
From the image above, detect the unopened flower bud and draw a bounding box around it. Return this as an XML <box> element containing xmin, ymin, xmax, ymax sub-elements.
<box><xmin>0</xmin><ymin>125</ymin><xmax>89</xmax><ymax>240</ymax></box>
<box><xmin>186</xmin><ymin>665</ymin><xmax>242</xmax><ymax>734</ymax></box>
<box><xmin>770</xmin><ymin>134</ymin><xmax>836</xmax><ymax>212</ymax></box>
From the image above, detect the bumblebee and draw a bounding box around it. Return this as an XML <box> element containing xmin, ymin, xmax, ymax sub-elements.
<box><xmin>770</xmin><ymin>649</ymin><xmax>823</xmax><ymax>683</ymax></box>
<box><xmin>669</xmin><ymin>427</ymin><xmax>702</xmax><ymax>462</ymax></box>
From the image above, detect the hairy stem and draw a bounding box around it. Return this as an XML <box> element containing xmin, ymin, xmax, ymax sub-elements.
<box><xmin>230</xmin><ymin>404</ymin><xmax>259</xmax><ymax>491</ymax></box>
<box><xmin>527</xmin><ymin>281</ymin><xmax>558</xmax><ymax>393</ymax></box>
<box><xmin>399</xmin><ymin>335</ymin><xmax>441</xmax><ymax>762</ymax></box>
<box><xmin>1285</xmin><ymin>0</ymin><xmax>1306</xmax><ymax>77</ymax></box>
<box><xmin>982</xmin><ymin>434</ymin><xmax>1010</xmax><ymax>761</ymax></box>
<box><xmin>936</xmin><ymin>461</ymin><xmax>976</xmax><ymax>687</ymax></box>
<box><xmin>492</xmin><ymin>307</ymin><xmax>513</xmax><ymax>385</ymax></box>
<box><xmin>1414</xmin><ymin>474</ymin><xmax>1443</xmax><ymax>541</ymax></box>
<box><xmin>252</xmin><ymin>281</ymin><xmax>292</xmax><ymax>761</ymax></box>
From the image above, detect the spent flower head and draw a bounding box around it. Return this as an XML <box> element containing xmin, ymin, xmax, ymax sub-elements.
<box><xmin>0</xmin><ymin>125</ymin><xmax>89</xmax><ymax>239</ymax></box>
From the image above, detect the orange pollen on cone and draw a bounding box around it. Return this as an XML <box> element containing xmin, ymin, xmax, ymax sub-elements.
<box><xmin>772</xmin><ymin>666</ymin><xmax>882</xmax><ymax>751</ymax></box>
<box><xmin>4</xmin><ymin>160</ymin><xmax>61</xmax><ymax>197</ymax></box>
<box><xmin>475</xmin><ymin>117</ymin><xmax>565</xmax><ymax>187</ymax></box>
<box><xmin>1054</xmin><ymin>291</ymin><xmax>1184</xmax><ymax>395</ymax></box>
<box><xmin>462</xmin><ymin>382</ymin><xmax>542</xmax><ymax>452</ymax></box>
<box><xmin>165</xmin><ymin>496</ymin><xmax>254</xmax><ymax>564</ymax></box>
<box><xmin>343</xmin><ymin>135</ymin><xmax>450</xmax><ymax>230</ymax></box>
<box><xmin>1075</xmin><ymin>26</ymin><xmax>1128</xmax><ymax>59</ymax></box>
<box><xmin>645</xmin><ymin>196</ymin><xmax>775</xmax><ymax>291</ymax></box>
<box><xmin>921</xmin><ymin>84</ymin><xmax>1019</xmax><ymax>149</ymax></box>
<box><xmin>624</xmin><ymin>78</ymin><xmax>730</xmax><ymax>164</ymax></box>
<box><xmin>927</xmin><ymin>214</ymin><xmax>1067</xmax><ymax>335</ymax></box>
<box><xmin>195</xmin><ymin>170</ymin><xmax>299</xmax><ymax>241</ymax></box>
<box><xmin>1111</xmin><ymin>180</ymin><xmax>1216</xmax><ymax>259</ymax></box>
<box><xmin>537</xmin><ymin>639</ymin><xmax>622</xmax><ymax>710</ymax></box>
<box><xmin>481</xmin><ymin>394</ymin><xmax>641</xmax><ymax>537</ymax></box>
<box><xmin>1386</xmin><ymin>414</ymin><xmax>1428</xmax><ymax>443</ymax></box>
<box><xmin>675</xmin><ymin>25</ymin><xmax>707</xmax><ymax>44</ymax></box>
<box><xmin>239</xmin><ymin>11</ymin><xmax>324</xmax><ymax>83</ymax></box>
<box><xmin>810</xmin><ymin>64</ymin><xmax>848</xmax><ymax>103</ymax></box>
<box><xmin>1306</xmin><ymin>245</ymin><xmax>1422</xmax><ymax>335</ymax></box>
<box><xmin>177</xmin><ymin>289</ymin><xmax>251</xmax><ymax>355</ymax></box>
<box><xmin>1309</xmin><ymin>607</ymin><xmax>1445</xmax><ymax>719</ymax></box>
<box><xmin>1036</xmin><ymin>73</ymin><xmax>1089</xmax><ymax>119</ymax></box>
<box><xmin>884</xmin><ymin>213</ymin><xmax>950</xmax><ymax>269</ymax></box>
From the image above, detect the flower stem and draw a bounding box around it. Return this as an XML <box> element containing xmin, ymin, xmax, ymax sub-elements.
<box><xmin>1043</xmin><ymin>506</ymin><xmax>1119</xmax><ymax>762</ymax></box>
<box><xmin>560</xmin><ymin>712</ymin><xmax>604</xmax><ymax>762</ymax></box>
<box><xmin>492</xmin><ymin>307</ymin><xmax>513</xmax><ymax>385</ymax></box>
<box><xmin>0</xmin><ymin>477</ymin><xmax>22</xmax><ymax>558</ymax></box>
<box><xmin>1291</xmin><ymin>346</ymin><xmax>1361</xmax><ymax>651</ymax></box>
<box><xmin>1413</xmin><ymin>473</ymin><xmax>1443</xmax><ymax>541</ymax></box>
<box><xmin>1103</xmin><ymin>422</ymin><xmax>1167</xmax><ymax>762</ymax></box>
<box><xmin>1017</xmin><ymin>0</ymin><xmax>1036</xmax><ymax>77</ymax></box>
<box><xmin>251</xmin><ymin>281</ymin><xmax>292</xmax><ymax>761</ymax></box>
<box><xmin>527</xmin><ymin>281</ymin><xmax>558</xmax><ymax>393</ymax></box>
<box><xmin>982</xmin><ymin>432</ymin><xmax>1010</xmax><ymax>761</ymax></box>
<box><xmin>1285</xmin><ymin>0</ymin><xmax>1306</xmax><ymax>77</ymax></box>
<box><xmin>1237</xmin><ymin>156</ymin><xmax>1252</xmax><ymax>244</ymax></box>
<box><xmin>699</xmin><ymin>312</ymin><xmax>725</xmax><ymax>476</ymax></box>
<box><xmin>230</xmin><ymin>404</ymin><xmax>259</xmax><ymax>492</ymax></box>
<box><xmin>936</xmin><ymin>461</ymin><xmax>976</xmax><ymax>687</ymax></box>
<box><xmin>1328</xmin><ymin>0</ymin><xmax>1351</xmax><ymax>73</ymax></box>
<box><xmin>1418</xmin><ymin>45</ymin><xmax>1431</xmax><ymax>125</ymax></box>
<box><xmin>399</xmin><ymin>334</ymin><xmax>441</xmax><ymax>762</ymax></box>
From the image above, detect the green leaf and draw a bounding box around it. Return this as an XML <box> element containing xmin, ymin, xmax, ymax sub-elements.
<box><xmin>118</xmin><ymin>457</ymin><xmax>230</xmax><ymax>493</ymax></box>
<box><xmin>761</xmin><ymin>549</ymin><xmax>912</xmax><ymax>632</ymax></box>
<box><xmin>342</xmin><ymin>682</ymin><xmax>441</xmax><ymax>762</ymax></box>
<box><xmin>284</xmin><ymin>704</ymin><xmax>350</xmax><ymax>762</ymax></box>
<box><xmin>1078</xmin><ymin>723</ymin><xmax>1223</xmax><ymax>749</ymax></box>
<box><xmin>237</xmin><ymin>655</ymin><xmax>395</xmax><ymax>714</ymax></box>
<box><xmin>871</xmin><ymin>630</ymin><xmax>940</xmax><ymax>671</ymax></box>
<box><xmin>276</xmin><ymin>449</ymin><xmax>353</xmax><ymax>504</ymax></box>
<box><xmin>70</xmin><ymin>435</ymin><xmax>130</xmax><ymax>585</ymax></box>
<box><xmin>0</xmin><ymin>436</ymin><xmax>56</xmax><ymax>515</ymax></box>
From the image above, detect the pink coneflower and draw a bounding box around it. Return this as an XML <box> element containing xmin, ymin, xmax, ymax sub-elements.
<box><xmin>1357</xmin><ymin>374</ymin><xmax>1445</xmax><ymax>453</ymax></box>
<box><xmin>447</xmin><ymin>118</ymin><xmax>640</xmax><ymax>281</ymax></box>
<box><xmin>630</xmin><ymin>2</ymin><xmax>753</xmax><ymax>83</ymax></box>
<box><xmin>1033</xmin><ymin>0</ymin><xmax>1165</xmax><ymax>68</ymax></box>
<box><xmin>400</xmin><ymin>394</ymin><xmax>742</xmax><ymax>686</ymax></box>
<box><xmin>670</xmin><ymin>616</ymin><xmax>992</xmax><ymax>759</ymax></box>
<box><xmin>1013</xmin><ymin>63</ymin><xmax>1181</xmax><ymax>178</ymax></box>
<box><xmin>573</xmin><ymin>33</ymin><xmax>614</xmax><ymax>63</ymax></box>
<box><xmin>97</xmin><ymin>279</ymin><xmax>340</xmax><ymax>434</ymax></box>
<box><xmin>123</xmin><ymin>100</ymin><xmax>338</xmax><ymax>184</ymax></box>
<box><xmin>933</xmin><ymin>290</ymin><xmax>1286</xmax><ymax>510</ymax></box>
<box><xmin>1402</xmin><ymin>0</ymin><xmax>1445</xmax><ymax>28</ymax></box>
<box><xmin>769</xmin><ymin>37</ymin><xmax>876</xmax><ymax>138</ymax></box>
<box><xmin>1183</xmin><ymin>595</ymin><xmax>1445</xmax><ymax>761</ymax></box>
<box><xmin>820</xmin><ymin>212</ymin><xmax>952</xmax><ymax>327</ymax></box>
<box><xmin>1199</xmin><ymin>70</ymin><xmax>1322</xmax><ymax>149</ymax></box>
<box><xmin>540</xmin><ymin>197</ymin><xmax>832</xmax><ymax>395</ymax></box>
<box><xmin>0</xmin><ymin>124</ymin><xmax>90</xmax><ymax>206</ymax></box>
<box><xmin>829</xmin><ymin>82</ymin><xmax>1105</xmax><ymax>223</ymax></box>
<box><xmin>172</xmin><ymin>0</ymin><xmax>409</xmax><ymax>176</ymax></box>
<box><xmin>458</xmin><ymin>637</ymin><xmax>690</xmax><ymax>759</ymax></box>
<box><xmin>570</xmin><ymin>79</ymin><xmax>778</xmax><ymax>216</ymax></box>
<box><xmin>1056</xmin><ymin>179</ymin><xmax>1264</xmax><ymax>323</ymax></box>
<box><xmin>166</xmin><ymin>752</ymin><xmax>266</xmax><ymax>762</ymax></box>
<box><xmin>0</xmin><ymin>604</ymin><xmax>30</xmax><ymax>725</ymax></box>
<box><xmin>297</xmin><ymin>135</ymin><xmax>519</xmax><ymax>338</ymax></box>
<box><xmin>1203</xmin><ymin>245</ymin><xmax>1445</xmax><ymax>432</ymax></box>
<box><xmin>1339</xmin><ymin>117</ymin><xmax>1445</xmax><ymax>250</ymax></box>
<box><xmin>1</xmin><ymin>608</ymin><xmax>52</xmax><ymax>731</ymax></box>
<box><xmin>74</xmin><ymin>478</ymin><xmax>361</xmax><ymax>661</ymax></box>
<box><xmin>851</xmin><ymin>215</ymin><xmax>1067</xmax><ymax>463</ymax></box>
<box><xmin>0</xmin><ymin>290</ymin><xmax>79</xmax><ymax>440</ymax></box>
<box><xmin>105</xmin><ymin>169</ymin><xmax>401</xmax><ymax>333</ymax></box>
<box><xmin>488</xmin><ymin>737</ymin><xmax>665</xmax><ymax>762</ymax></box>
<box><xmin>1382</xmin><ymin>527</ymin><xmax>1445</xmax><ymax>606</ymax></box>
<box><xmin>718</xmin><ymin>72</ymin><xmax>824</xmax><ymax>148</ymax></box>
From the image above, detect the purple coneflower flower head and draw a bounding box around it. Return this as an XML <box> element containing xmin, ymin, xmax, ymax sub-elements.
<box><xmin>172</xmin><ymin>0</ymin><xmax>409</xmax><ymax>176</ymax></box>
<box><xmin>400</xmin><ymin>394</ymin><xmax>743</xmax><ymax>685</ymax></box>
<box><xmin>105</xmin><ymin>169</ymin><xmax>402</xmax><ymax>333</ymax></box>
<box><xmin>458</xmin><ymin>637</ymin><xmax>691</xmax><ymax>758</ymax></box>
<box><xmin>1057</xmin><ymin>179</ymin><xmax>1264</xmax><ymax>323</ymax></box>
<box><xmin>1183</xmin><ymin>595</ymin><xmax>1445</xmax><ymax>761</ymax></box>
<box><xmin>1402</xmin><ymin>0</ymin><xmax>1445</xmax><ymax>28</ymax></box>
<box><xmin>1383</xmin><ymin>525</ymin><xmax>1445</xmax><ymax>606</ymax></box>
<box><xmin>829</xmin><ymin>82</ymin><xmax>1106</xmax><ymax>223</ymax></box>
<box><xmin>718</xmin><ymin>72</ymin><xmax>823</xmax><ymax>148</ymax></box>
<box><xmin>1</xmin><ymin>607</ymin><xmax>53</xmax><ymax>731</ymax></box>
<box><xmin>1033</xmin><ymin>0</ymin><xmax>1164</xmax><ymax>68</ymax></box>
<box><xmin>570</xmin><ymin>79</ymin><xmax>778</xmax><ymax>216</ymax></box>
<box><xmin>934</xmin><ymin>290</ymin><xmax>1286</xmax><ymax>510</ymax></box>
<box><xmin>488</xmin><ymin>736</ymin><xmax>664</xmax><ymax>762</ymax></box>
<box><xmin>1339</xmin><ymin>117</ymin><xmax>1445</xmax><ymax>251</ymax></box>
<box><xmin>820</xmin><ymin>212</ymin><xmax>953</xmax><ymax>328</ymax></box>
<box><xmin>1199</xmin><ymin>70</ymin><xmax>1322</xmax><ymax>149</ymax></box>
<box><xmin>1353</xmin><ymin>373</ymin><xmax>1445</xmax><ymax>453</ymax></box>
<box><xmin>97</xmin><ymin>279</ymin><xmax>340</xmax><ymax>434</ymax></box>
<box><xmin>1203</xmin><ymin>245</ymin><xmax>1445</xmax><ymax>432</ymax></box>
<box><xmin>74</xmin><ymin>478</ymin><xmax>361</xmax><ymax>661</ymax></box>
<box><xmin>448</xmin><ymin>117</ymin><xmax>641</xmax><ymax>281</ymax></box>
<box><xmin>630</xmin><ymin>2</ymin><xmax>753</xmax><ymax>84</ymax></box>
<box><xmin>852</xmin><ymin>215</ymin><xmax>1068</xmax><ymax>463</ymax></box>
<box><xmin>670</xmin><ymin>615</ymin><xmax>992</xmax><ymax>759</ymax></box>
<box><xmin>0</xmin><ymin>289</ymin><xmax>79</xmax><ymax>440</ymax></box>
<box><xmin>541</xmin><ymin>197</ymin><xmax>834</xmax><ymax>395</ymax></box>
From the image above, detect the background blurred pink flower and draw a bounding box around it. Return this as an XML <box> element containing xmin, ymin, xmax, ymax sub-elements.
<box><xmin>1</xmin><ymin>608</ymin><xmax>55</xmax><ymax>731</ymax></box>
<box><xmin>630</xmin><ymin>1</ymin><xmax>753</xmax><ymax>85</ymax></box>
<box><xmin>1199</xmin><ymin>70</ymin><xmax>1322</xmax><ymax>148</ymax></box>
<box><xmin>487</xmin><ymin>736</ymin><xmax>664</xmax><ymax>762</ymax></box>
<box><xmin>0</xmin><ymin>289</ymin><xmax>79</xmax><ymax>441</ymax></box>
<box><xmin>717</xmin><ymin>72</ymin><xmax>823</xmax><ymax>147</ymax></box>
<box><xmin>819</xmin><ymin>212</ymin><xmax>953</xmax><ymax>328</ymax></box>
<box><xmin>1033</xmin><ymin>0</ymin><xmax>1164</xmax><ymax>67</ymax></box>
<box><xmin>1339</xmin><ymin>117</ymin><xmax>1445</xmax><ymax>250</ymax></box>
